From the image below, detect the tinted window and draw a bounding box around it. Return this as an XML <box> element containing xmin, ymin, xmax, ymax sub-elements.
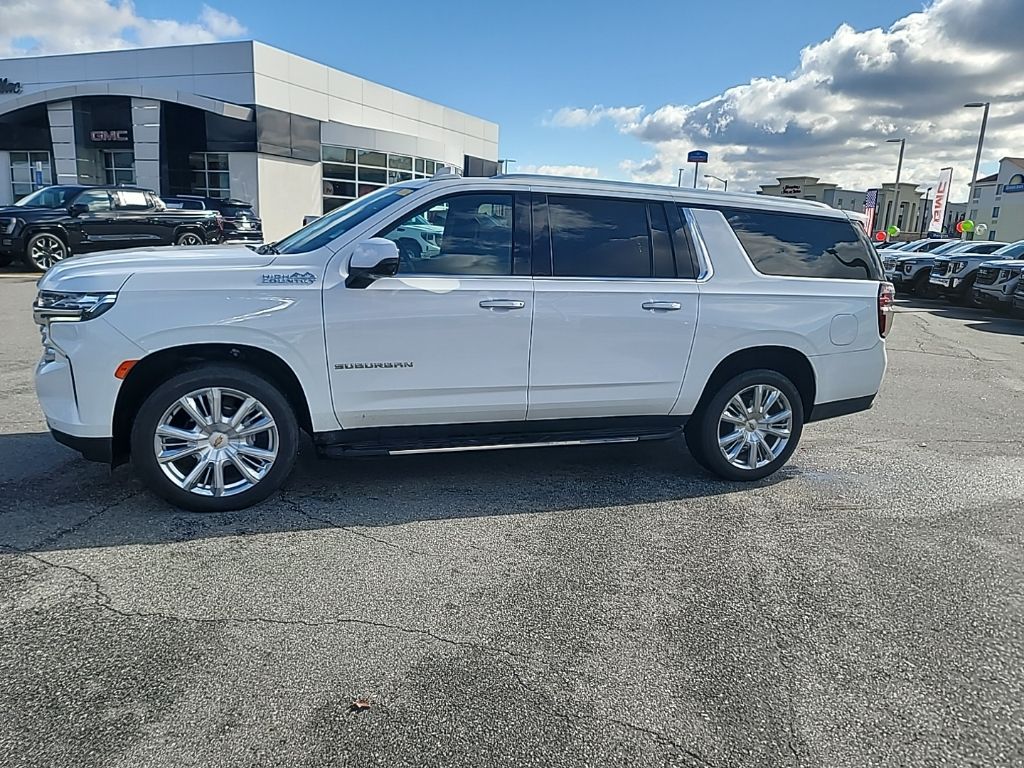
<box><xmin>74</xmin><ymin>190</ymin><xmax>112</xmax><ymax>212</ymax></box>
<box><xmin>971</xmin><ymin>243</ymin><xmax>1003</xmax><ymax>254</ymax></box>
<box><xmin>549</xmin><ymin>196</ymin><xmax>651</xmax><ymax>278</ymax></box>
<box><xmin>649</xmin><ymin>203</ymin><xmax>676</xmax><ymax>277</ymax></box>
<box><xmin>722</xmin><ymin>207</ymin><xmax>882</xmax><ymax>280</ymax></box>
<box><xmin>380</xmin><ymin>193</ymin><xmax>514</xmax><ymax>276</ymax></box>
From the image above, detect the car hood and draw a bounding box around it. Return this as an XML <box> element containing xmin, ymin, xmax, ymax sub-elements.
<box><xmin>0</xmin><ymin>205</ymin><xmax>67</xmax><ymax>220</ymax></box>
<box><xmin>37</xmin><ymin>245</ymin><xmax>276</xmax><ymax>294</ymax></box>
<box><xmin>979</xmin><ymin>258</ymin><xmax>1024</xmax><ymax>269</ymax></box>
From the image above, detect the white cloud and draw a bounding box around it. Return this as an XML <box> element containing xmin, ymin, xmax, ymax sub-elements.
<box><xmin>545</xmin><ymin>105</ymin><xmax>644</xmax><ymax>129</ymax></box>
<box><xmin>516</xmin><ymin>164</ymin><xmax>601</xmax><ymax>178</ymax></box>
<box><xmin>547</xmin><ymin>0</ymin><xmax>1024</xmax><ymax>201</ymax></box>
<box><xmin>0</xmin><ymin>0</ymin><xmax>246</xmax><ymax>57</ymax></box>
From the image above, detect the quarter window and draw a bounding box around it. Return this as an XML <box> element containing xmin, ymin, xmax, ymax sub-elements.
<box><xmin>379</xmin><ymin>193</ymin><xmax>514</xmax><ymax>276</ymax></box>
<box><xmin>721</xmin><ymin>207</ymin><xmax>882</xmax><ymax>280</ymax></box>
<box><xmin>548</xmin><ymin>195</ymin><xmax>652</xmax><ymax>278</ymax></box>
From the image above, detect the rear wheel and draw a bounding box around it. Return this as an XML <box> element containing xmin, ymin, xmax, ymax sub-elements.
<box><xmin>130</xmin><ymin>365</ymin><xmax>299</xmax><ymax>512</ymax></box>
<box><xmin>685</xmin><ymin>369</ymin><xmax>804</xmax><ymax>482</ymax></box>
<box><xmin>175</xmin><ymin>231</ymin><xmax>204</xmax><ymax>246</ymax></box>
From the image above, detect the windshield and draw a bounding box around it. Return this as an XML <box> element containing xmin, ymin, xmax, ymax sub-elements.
<box><xmin>273</xmin><ymin>187</ymin><xmax>417</xmax><ymax>254</ymax></box>
<box><xmin>930</xmin><ymin>241</ymin><xmax>971</xmax><ymax>256</ymax></box>
<box><xmin>992</xmin><ymin>241</ymin><xmax>1024</xmax><ymax>258</ymax></box>
<box><xmin>14</xmin><ymin>186</ymin><xmax>79</xmax><ymax>209</ymax></box>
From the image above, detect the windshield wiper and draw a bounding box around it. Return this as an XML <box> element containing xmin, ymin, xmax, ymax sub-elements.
<box><xmin>256</xmin><ymin>242</ymin><xmax>279</xmax><ymax>255</ymax></box>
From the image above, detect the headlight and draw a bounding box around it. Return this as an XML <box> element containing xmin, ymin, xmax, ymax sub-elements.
<box><xmin>951</xmin><ymin>261</ymin><xmax>968</xmax><ymax>273</ymax></box>
<box><xmin>33</xmin><ymin>290</ymin><xmax>118</xmax><ymax>325</ymax></box>
<box><xmin>0</xmin><ymin>217</ymin><xmax>17</xmax><ymax>235</ymax></box>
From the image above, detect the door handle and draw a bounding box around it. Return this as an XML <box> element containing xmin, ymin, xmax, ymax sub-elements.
<box><xmin>479</xmin><ymin>299</ymin><xmax>526</xmax><ymax>310</ymax></box>
<box><xmin>642</xmin><ymin>301</ymin><xmax>682</xmax><ymax>311</ymax></box>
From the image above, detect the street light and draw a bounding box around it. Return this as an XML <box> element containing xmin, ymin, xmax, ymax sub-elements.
<box><xmin>704</xmin><ymin>173</ymin><xmax>728</xmax><ymax>191</ymax></box>
<box><xmin>677</xmin><ymin>168</ymin><xmax>684</xmax><ymax>187</ymax></box>
<box><xmin>964</xmin><ymin>101</ymin><xmax>990</xmax><ymax>240</ymax></box>
<box><xmin>886</xmin><ymin>138</ymin><xmax>906</xmax><ymax>234</ymax></box>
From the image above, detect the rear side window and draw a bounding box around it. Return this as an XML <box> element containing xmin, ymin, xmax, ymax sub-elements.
<box><xmin>722</xmin><ymin>207</ymin><xmax>882</xmax><ymax>280</ymax></box>
<box><xmin>548</xmin><ymin>195</ymin><xmax>652</xmax><ymax>278</ymax></box>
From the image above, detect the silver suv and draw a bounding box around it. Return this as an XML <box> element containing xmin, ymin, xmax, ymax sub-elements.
<box><xmin>929</xmin><ymin>240</ymin><xmax>1010</xmax><ymax>303</ymax></box>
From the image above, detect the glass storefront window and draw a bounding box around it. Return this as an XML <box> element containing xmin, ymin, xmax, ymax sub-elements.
<box><xmin>189</xmin><ymin>152</ymin><xmax>231</xmax><ymax>198</ymax></box>
<box><xmin>357</xmin><ymin>150</ymin><xmax>387</xmax><ymax>167</ymax></box>
<box><xmin>103</xmin><ymin>150</ymin><xmax>136</xmax><ymax>186</ymax></box>
<box><xmin>10</xmin><ymin>151</ymin><xmax>53</xmax><ymax>200</ymax></box>
<box><xmin>320</xmin><ymin>144</ymin><xmax>445</xmax><ymax>211</ymax></box>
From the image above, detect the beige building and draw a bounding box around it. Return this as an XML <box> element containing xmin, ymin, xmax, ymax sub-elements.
<box><xmin>965</xmin><ymin>158</ymin><xmax>1024</xmax><ymax>243</ymax></box>
<box><xmin>759</xmin><ymin>175</ymin><xmax>935</xmax><ymax>236</ymax></box>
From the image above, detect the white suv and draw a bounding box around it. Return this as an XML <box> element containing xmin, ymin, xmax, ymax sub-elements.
<box><xmin>33</xmin><ymin>175</ymin><xmax>892</xmax><ymax>511</ymax></box>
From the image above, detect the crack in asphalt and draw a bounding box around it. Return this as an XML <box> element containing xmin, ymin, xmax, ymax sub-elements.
<box><xmin>909</xmin><ymin>313</ymin><xmax>989</xmax><ymax>363</ymax></box>
<box><xmin>1</xmin><ymin>544</ymin><xmax>712</xmax><ymax>764</ymax></box>
<box><xmin>28</xmin><ymin>489</ymin><xmax>145</xmax><ymax>550</ymax></box>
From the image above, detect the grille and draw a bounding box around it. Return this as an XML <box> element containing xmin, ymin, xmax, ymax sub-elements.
<box><xmin>976</xmin><ymin>267</ymin><xmax>999</xmax><ymax>286</ymax></box>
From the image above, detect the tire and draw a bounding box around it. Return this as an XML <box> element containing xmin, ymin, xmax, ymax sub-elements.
<box><xmin>912</xmin><ymin>271</ymin><xmax>935</xmax><ymax>298</ymax></box>
<box><xmin>130</xmin><ymin>365</ymin><xmax>299</xmax><ymax>512</ymax></box>
<box><xmin>23</xmin><ymin>231</ymin><xmax>69</xmax><ymax>272</ymax></box>
<box><xmin>684</xmin><ymin>369</ymin><xmax>805</xmax><ymax>482</ymax></box>
<box><xmin>950</xmin><ymin>276</ymin><xmax>977</xmax><ymax>306</ymax></box>
<box><xmin>175</xmin><ymin>231</ymin><xmax>204</xmax><ymax>246</ymax></box>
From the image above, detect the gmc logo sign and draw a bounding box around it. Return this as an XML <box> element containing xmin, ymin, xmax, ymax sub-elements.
<box><xmin>90</xmin><ymin>130</ymin><xmax>129</xmax><ymax>142</ymax></box>
<box><xmin>0</xmin><ymin>78</ymin><xmax>22</xmax><ymax>94</ymax></box>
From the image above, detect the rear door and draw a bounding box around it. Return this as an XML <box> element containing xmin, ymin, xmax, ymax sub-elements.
<box><xmin>71</xmin><ymin>189</ymin><xmax>118</xmax><ymax>252</ymax></box>
<box><xmin>110</xmin><ymin>189</ymin><xmax>166</xmax><ymax>247</ymax></box>
<box><xmin>527</xmin><ymin>193</ymin><xmax>699</xmax><ymax>420</ymax></box>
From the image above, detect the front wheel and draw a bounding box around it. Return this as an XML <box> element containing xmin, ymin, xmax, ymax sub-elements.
<box><xmin>685</xmin><ymin>369</ymin><xmax>805</xmax><ymax>482</ymax></box>
<box><xmin>23</xmin><ymin>232</ymin><xmax>69</xmax><ymax>272</ymax></box>
<box><xmin>130</xmin><ymin>365</ymin><xmax>299</xmax><ymax>512</ymax></box>
<box><xmin>175</xmin><ymin>231</ymin><xmax>204</xmax><ymax>246</ymax></box>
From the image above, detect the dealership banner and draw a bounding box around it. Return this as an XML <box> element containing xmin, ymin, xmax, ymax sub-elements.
<box><xmin>928</xmin><ymin>168</ymin><xmax>953</xmax><ymax>233</ymax></box>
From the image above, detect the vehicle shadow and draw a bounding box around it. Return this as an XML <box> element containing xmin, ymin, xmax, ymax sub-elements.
<box><xmin>0</xmin><ymin>431</ymin><xmax>794</xmax><ymax>554</ymax></box>
<box><xmin>895</xmin><ymin>296</ymin><xmax>1024</xmax><ymax>338</ymax></box>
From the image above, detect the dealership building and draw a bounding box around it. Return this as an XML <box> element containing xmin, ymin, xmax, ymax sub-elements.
<box><xmin>0</xmin><ymin>41</ymin><xmax>500</xmax><ymax>238</ymax></box>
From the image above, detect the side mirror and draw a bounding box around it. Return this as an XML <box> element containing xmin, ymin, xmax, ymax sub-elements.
<box><xmin>69</xmin><ymin>203</ymin><xmax>88</xmax><ymax>217</ymax></box>
<box><xmin>345</xmin><ymin>238</ymin><xmax>400</xmax><ymax>289</ymax></box>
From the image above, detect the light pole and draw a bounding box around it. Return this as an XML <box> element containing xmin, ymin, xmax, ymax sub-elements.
<box><xmin>964</xmin><ymin>101</ymin><xmax>990</xmax><ymax>240</ymax></box>
<box><xmin>704</xmin><ymin>174</ymin><xmax>728</xmax><ymax>191</ymax></box>
<box><xmin>920</xmin><ymin>186</ymin><xmax>932</xmax><ymax>236</ymax></box>
<box><xmin>885</xmin><ymin>138</ymin><xmax>906</xmax><ymax>235</ymax></box>
<box><xmin>677</xmin><ymin>168</ymin><xmax>684</xmax><ymax>187</ymax></box>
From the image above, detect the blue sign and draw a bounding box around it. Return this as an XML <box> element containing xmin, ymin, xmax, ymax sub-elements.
<box><xmin>687</xmin><ymin>150</ymin><xmax>709</xmax><ymax>164</ymax></box>
<box><xmin>33</xmin><ymin>168</ymin><xmax>43</xmax><ymax>186</ymax></box>
<box><xmin>1004</xmin><ymin>183</ymin><xmax>1024</xmax><ymax>194</ymax></box>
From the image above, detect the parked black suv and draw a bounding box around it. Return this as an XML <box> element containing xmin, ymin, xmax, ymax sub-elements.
<box><xmin>162</xmin><ymin>195</ymin><xmax>262</xmax><ymax>243</ymax></box>
<box><xmin>0</xmin><ymin>185</ymin><xmax>223</xmax><ymax>271</ymax></box>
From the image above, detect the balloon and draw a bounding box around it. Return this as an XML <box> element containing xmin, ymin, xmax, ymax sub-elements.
<box><xmin>962</xmin><ymin>219</ymin><xmax>975</xmax><ymax>232</ymax></box>
<box><xmin>975</xmin><ymin>222</ymin><xmax>988</xmax><ymax>234</ymax></box>
<box><xmin>875</xmin><ymin>231</ymin><xmax>887</xmax><ymax>242</ymax></box>
<box><xmin>886</xmin><ymin>225</ymin><xmax>900</xmax><ymax>237</ymax></box>
<box><xmin>956</xmin><ymin>221</ymin><xmax>964</xmax><ymax>233</ymax></box>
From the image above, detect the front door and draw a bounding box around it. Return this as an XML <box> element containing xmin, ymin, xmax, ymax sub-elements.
<box><xmin>527</xmin><ymin>194</ymin><xmax>699</xmax><ymax>420</ymax></box>
<box><xmin>323</xmin><ymin>190</ymin><xmax>534</xmax><ymax>428</ymax></box>
<box><xmin>71</xmin><ymin>189</ymin><xmax>119</xmax><ymax>252</ymax></box>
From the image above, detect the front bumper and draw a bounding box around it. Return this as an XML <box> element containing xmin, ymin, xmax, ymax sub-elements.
<box><xmin>929</xmin><ymin>273</ymin><xmax>963</xmax><ymax>291</ymax></box>
<box><xmin>974</xmin><ymin>287</ymin><xmax>1012</xmax><ymax>307</ymax></box>
<box><xmin>0</xmin><ymin>233</ymin><xmax>25</xmax><ymax>256</ymax></box>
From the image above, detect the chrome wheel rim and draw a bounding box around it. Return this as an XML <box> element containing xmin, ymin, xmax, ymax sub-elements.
<box><xmin>30</xmin><ymin>235</ymin><xmax>67</xmax><ymax>270</ymax></box>
<box><xmin>178</xmin><ymin>233</ymin><xmax>202</xmax><ymax>246</ymax></box>
<box><xmin>153</xmin><ymin>387</ymin><xmax>279</xmax><ymax>497</ymax></box>
<box><xmin>717</xmin><ymin>384</ymin><xmax>793</xmax><ymax>471</ymax></box>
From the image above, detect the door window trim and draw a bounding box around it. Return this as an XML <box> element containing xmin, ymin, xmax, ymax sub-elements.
<box><xmin>373</xmin><ymin>190</ymin><xmax>526</xmax><ymax>278</ymax></box>
<box><xmin>531</xmin><ymin>192</ymin><xmax>702</xmax><ymax>281</ymax></box>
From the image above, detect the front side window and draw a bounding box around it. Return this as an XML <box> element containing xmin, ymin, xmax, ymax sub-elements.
<box><xmin>548</xmin><ymin>195</ymin><xmax>652</xmax><ymax>278</ymax></box>
<box><xmin>722</xmin><ymin>207</ymin><xmax>882</xmax><ymax>280</ymax></box>
<box><xmin>379</xmin><ymin>193</ymin><xmax>514</xmax><ymax>276</ymax></box>
<box><xmin>74</xmin><ymin>190</ymin><xmax>113</xmax><ymax>212</ymax></box>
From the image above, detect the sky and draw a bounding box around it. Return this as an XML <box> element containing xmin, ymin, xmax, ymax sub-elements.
<box><xmin>2</xmin><ymin>0</ymin><xmax>1021</xmax><ymax>201</ymax></box>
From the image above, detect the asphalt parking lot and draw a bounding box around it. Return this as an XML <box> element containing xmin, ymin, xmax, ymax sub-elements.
<box><xmin>1</xmin><ymin>269</ymin><xmax>1022</xmax><ymax>768</ymax></box>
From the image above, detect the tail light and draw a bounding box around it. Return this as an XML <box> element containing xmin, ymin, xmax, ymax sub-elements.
<box><xmin>878</xmin><ymin>282</ymin><xmax>895</xmax><ymax>338</ymax></box>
